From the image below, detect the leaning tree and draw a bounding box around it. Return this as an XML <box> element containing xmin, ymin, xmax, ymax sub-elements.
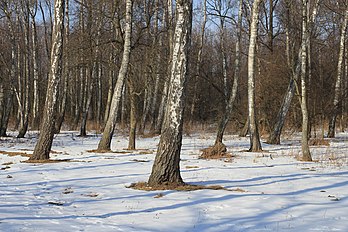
<box><xmin>147</xmin><ymin>0</ymin><xmax>193</xmax><ymax>187</ymax></box>
<box><xmin>30</xmin><ymin>0</ymin><xmax>65</xmax><ymax>161</ymax></box>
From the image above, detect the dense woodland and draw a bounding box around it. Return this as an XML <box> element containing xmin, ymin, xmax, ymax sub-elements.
<box><xmin>0</xmin><ymin>0</ymin><xmax>347</xmax><ymax>185</ymax></box>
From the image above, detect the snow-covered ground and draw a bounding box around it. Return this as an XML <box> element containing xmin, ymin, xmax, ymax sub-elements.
<box><xmin>1</xmin><ymin>131</ymin><xmax>348</xmax><ymax>232</ymax></box>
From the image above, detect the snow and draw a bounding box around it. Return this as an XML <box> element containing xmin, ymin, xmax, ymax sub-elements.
<box><xmin>1</xmin><ymin>131</ymin><xmax>348</xmax><ymax>232</ymax></box>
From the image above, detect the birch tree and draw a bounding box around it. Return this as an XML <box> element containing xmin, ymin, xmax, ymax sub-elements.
<box><xmin>267</xmin><ymin>0</ymin><xmax>319</xmax><ymax>144</ymax></box>
<box><xmin>327</xmin><ymin>4</ymin><xmax>348</xmax><ymax>138</ymax></box>
<box><xmin>148</xmin><ymin>0</ymin><xmax>192</xmax><ymax>186</ymax></box>
<box><xmin>300</xmin><ymin>0</ymin><xmax>311</xmax><ymax>161</ymax></box>
<box><xmin>30</xmin><ymin>0</ymin><xmax>65</xmax><ymax>161</ymax></box>
<box><xmin>248</xmin><ymin>0</ymin><xmax>263</xmax><ymax>152</ymax></box>
<box><xmin>97</xmin><ymin>0</ymin><xmax>132</xmax><ymax>151</ymax></box>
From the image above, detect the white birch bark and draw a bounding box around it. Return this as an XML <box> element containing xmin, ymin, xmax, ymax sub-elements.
<box><xmin>30</xmin><ymin>3</ymin><xmax>40</xmax><ymax>129</ymax></box>
<box><xmin>31</xmin><ymin>0</ymin><xmax>65</xmax><ymax>160</ymax></box>
<box><xmin>97</xmin><ymin>0</ymin><xmax>132</xmax><ymax>150</ymax></box>
<box><xmin>247</xmin><ymin>0</ymin><xmax>263</xmax><ymax>152</ymax></box>
<box><xmin>148</xmin><ymin>0</ymin><xmax>192</xmax><ymax>186</ymax></box>
<box><xmin>154</xmin><ymin>0</ymin><xmax>174</xmax><ymax>133</ymax></box>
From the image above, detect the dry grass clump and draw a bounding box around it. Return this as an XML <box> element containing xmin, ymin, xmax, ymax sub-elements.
<box><xmin>200</xmin><ymin>142</ymin><xmax>233</xmax><ymax>159</ymax></box>
<box><xmin>128</xmin><ymin>182</ymin><xmax>227</xmax><ymax>191</ymax></box>
<box><xmin>309</xmin><ymin>138</ymin><xmax>330</xmax><ymax>146</ymax></box>
<box><xmin>0</xmin><ymin>150</ymin><xmax>32</xmax><ymax>157</ymax></box>
<box><xmin>23</xmin><ymin>159</ymin><xmax>71</xmax><ymax>164</ymax></box>
<box><xmin>87</xmin><ymin>149</ymin><xmax>130</xmax><ymax>154</ymax></box>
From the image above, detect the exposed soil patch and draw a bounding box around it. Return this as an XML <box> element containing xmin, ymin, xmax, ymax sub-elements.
<box><xmin>128</xmin><ymin>182</ymin><xmax>227</xmax><ymax>191</ymax></box>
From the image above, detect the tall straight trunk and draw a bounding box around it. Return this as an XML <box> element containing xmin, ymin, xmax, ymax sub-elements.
<box><xmin>79</xmin><ymin>66</ymin><xmax>94</xmax><ymax>136</ymax></box>
<box><xmin>155</xmin><ymin>80</ymin><xmax>169</xmax><ymax>133</ymax></box>
<box><xmin>30</xmin><ymin>4</ymin><xmax>40</xmax><ymax>129</ymax></box>
<box><xmin>154</xmin><ymin>0</ymin><xmax>174</xmax><ymax>133</ymax></box>
<box><xmin>139</xmin><ymin>87</ymin><xmax>151</xmax><ymax>134</ymax></box>
<box><xmin>247</xmin><ymin>0</ymin><xmax>263</xmax><ymax>152</ymax></box>
<box><xmin>55</xmin><ymin>0</ymin><xmax>70</xmax><ymax>134</ymax></box>
<box><xmin>39</xmin><ymin>2</ymin><xmax>51</xmax><ymax>61</ymax></box>
<box><xmin>215</xmin><ymin>0</ymin><xmax>242</xmax><ymax>144</ymax></box>
<box><xmin>1</xmin><ymin>14</ymin><xmax>17</xmax><ymax>137</ymax></box>
<box><xmin>328</xmin><ymin>6</ymin><xmax>348</xmax><ymax>138</ymax></box>
<box><xmin>128</xmin><ymin>80</ymin><xmax>137</xmax><ymax>150</ymax></box>
<box><xmin>17</xmin><ymin>7</ymin><xmax>31</xmax><ymax>139</ymax></box>
<box><xmin>30</xmin><ymin>0</ymin><xmax>65</xmax><ymax>161</ymax></box>
<box><xmin>148</xmin><ymin>0</ymin><xmax>192</xmax><ymax>186</ymax></box>
<box><xmin>190</xmin><ymin>0</ymin><xmax>207</xmax><ymax>123</ymax></box>
<box><xmin>97</xmin><ymin>0</ymin><xmax>133</xmax><ymax>151</ymax></box>
<box><xmin>300</xmin><ymin>0</ymin><xmax>311</xmax><ymax>161</ymax></box>
<box><xmin>104</xmin><ymin>52</ymin><xmax>115</xmax><ymax>124</ymax></box>
<box><xmin>147</xmin><ymin>0</ymin><xmax>162</xmax><ymax>130</ymax></box>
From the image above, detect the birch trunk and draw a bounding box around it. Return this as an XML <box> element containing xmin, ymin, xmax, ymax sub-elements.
<box><xmin>17</xmin><ymin>6</ymin><xmax>31</xmax><ymax>138</ymax></box>
<box><xmin>155</xmin><ymin>80</ymin><xmax>169</xmax><ymax>133</ymax></box>
<box><xmin>148</xmin><ymin>0</ymin><xmax>192</xmax><ymax>186</ymax></box>
<box><xmin>54</xmin><ymin>0</ymin><xmax>69</xmax><ymax>134</ymax></box>
<box><xmin>300</xmin><ymin>0</ymin><xmax>311</xmax><ymax>161</ymax></box>
<box><xmin>30</xmin><ymin>4</ymin><xmax>40</xmax><ymax>129</ymax></box>
<box><xmin>215</xmin><ymin>0</ymin><xmax>242</xmax><ymax>144</ymax></box>
<box><xmin>327</xmin><ymin>6</ymin><xmax>348</xmax><ymax>138</ymax></box>
<box><xmin>247</xmin><ymin>0</ymin><xmax>262</xmax><ymax>152</ymax></box>
<box><xmin>128</xmin><ymin>80</ymin><xmax>137</xmax><ymax>150</ymax></box>
<box><xmin>97</xmin><ymin>0</ymin><xmax>132</xmax><ymax>151</ymax></box>
<box><xmin>30</xmin><ymin>0</ymin><xmax>65</xmax><ymax>161</ymax></box>
<box><xmin>104</xmin><ymin>52</ymin><xmax>115</xmax><ymax>124</ymax></box>
<box><xmin>153</xmin><ymin>0</ymin><xmax>174</xmax><ymax>133</ymax></box>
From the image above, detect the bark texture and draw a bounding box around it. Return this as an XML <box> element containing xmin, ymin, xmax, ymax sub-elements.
<box><xmin>148</xmin><ymin>0</ymin><xmax>192</xmax><ymax>186</ymax></box>
<box><xmin>300</xmin><ymin>0</ymin><xmax>312</xmax><ymax>161</ymax></box>
<box><xmin>247</xmin><ymin>0</ymin><xmax>263</xmax><ymax>152</ymax></box>
<box><xmin>30</xmin><ymin>0</ymin><xmax>65</xmax><ymax>160</ymax></box>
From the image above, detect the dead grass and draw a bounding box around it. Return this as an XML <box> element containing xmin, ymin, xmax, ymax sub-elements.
<box><xmin>87</xmin><ymin>149</ymin><xmax>112</xmax><ymax>153</ymax></box>
<box><xmin>0</xmin><ymin>150</ymin><xmax>32</xmax><ymax>157</ymax></box>
<box><xmin>200</xmin><ymin>142</ymin><xmax>234</xmax><ymax>159</ymax></box>
<box><xmin>185</xmin><ymin>165</ymin><xmax>200</xmax><ymax>169</ymax></box>
<box><xmin>128</xmin><ymin>182</ymin><xmax>227</xmax><ymax>191</ymax></box>
<box><xmin>82</xmin><ymin>193</ymin><xmax>99</xmax><ymax>197</ymax></box>
<box><xmin>309</xmin><ymin>138</ymin><xmax>330</xmax><ymax>146</ymax></box>
<box><xmin>131</xmin><ymin>159</ymin><xmax>149</xmax><ymax>162</ymax></box>
<box><xmin>229</xmin><ymin>188</ymin><xmax>247</xmax><ymax>192</ymax></box>
<box><xmin>23</xmin><ymin>159</ymin><xmax>72</xmax><ymax>164</ymax></box>
<box><xmin>138</xmin><ymin>149</ymin><xmax>154</xmax><ymax>154</ymax></box>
